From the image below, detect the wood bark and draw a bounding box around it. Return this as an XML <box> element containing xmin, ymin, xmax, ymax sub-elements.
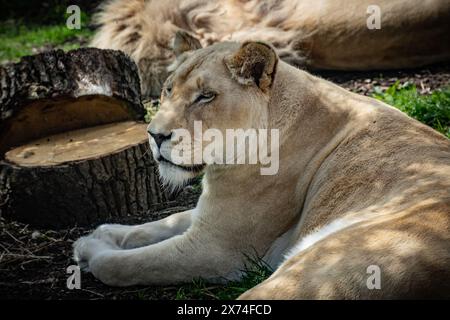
<box><xmin>1</xmin><ymin>142</ymin><xmax>170</xmax><ymax>228</ymax></box>
<box><xmin>0</xmin><ymin>48</ymin><xmax>144</xmax><ymax>123</ymax></box>
<box><xmin>0</xmin><ymin>48</ymin><xmax>145</xmax><ymax>154</ymax></box>
<box><xmin>0</xmin><ymin>48</ymin><xmax>172</xmax><ymax>228</ymax></box>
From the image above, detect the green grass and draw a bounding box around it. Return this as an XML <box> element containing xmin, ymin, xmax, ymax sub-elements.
<box><xmin>175</xmin><ymin>254</ymin><xmax>273</xmax><ymax>300</ymax></box>
<box><xmin>0</xmin><ymin>14</ymin><xmax>94</xmax><ymax>63</ymax></box>
<box><xmin>373</xmin><ymin>82</ymin><xmax>450</xmax><ymax>138</ymax></box>
<box><xmin>144</xmin><ymin>101</ymin><xmax>160</xmax><ymax>123</ymax></box>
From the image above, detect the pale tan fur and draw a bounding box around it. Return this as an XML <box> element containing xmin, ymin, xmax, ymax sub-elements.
<box><xmin>91</xmin><ymin>0</ymin><xmax>450</xmax><ymax>98</ymax></box>
<box><xmin>74</xmin><ymin>40</ymin><xmax>450</xmax><ymax>299</ymax></box>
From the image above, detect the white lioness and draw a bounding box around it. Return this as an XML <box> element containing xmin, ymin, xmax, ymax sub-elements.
<box><xmin>74</xmin><ymin>38</ymin><xmax>450</xmax><ymax>299</ymax></box>
<box><xmin>92</xmin><ymin>0</ymin><xmax>450</xmax><ymax>98</ymax></box>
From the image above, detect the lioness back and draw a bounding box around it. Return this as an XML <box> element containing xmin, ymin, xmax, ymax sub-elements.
<box><xmin>244</xmin><ymin>65</ymin><xmax>450</xmax><ymax>299</ymax></box>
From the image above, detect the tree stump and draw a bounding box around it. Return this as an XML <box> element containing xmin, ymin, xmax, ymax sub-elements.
<box><xmin>0</xmin><ymin>48</ymin><xmax>170</xmax><ymax>228</ymax></box>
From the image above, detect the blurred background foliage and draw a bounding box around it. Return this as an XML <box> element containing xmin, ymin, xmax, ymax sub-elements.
<box><xmin>0</xmin><ymin>0</ymin><xmax>100</xmax><ymax>63</ymax></box>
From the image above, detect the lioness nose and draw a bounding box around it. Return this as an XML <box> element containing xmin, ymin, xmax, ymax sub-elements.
<box><xmin>148</xmin><ymin>131</ymin><xmax>172</xmax><ymax>148</ymax></box>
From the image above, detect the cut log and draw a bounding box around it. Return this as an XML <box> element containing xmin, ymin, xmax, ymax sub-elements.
<box><xmin>0</xmin><ymin>48</ymin><xmax>170</xmax><ymax>228</ymax></box>
<box><xmin>0</xmin><ymin>48</ymin><xmax>144</xmax><ymax>154</ymax></box>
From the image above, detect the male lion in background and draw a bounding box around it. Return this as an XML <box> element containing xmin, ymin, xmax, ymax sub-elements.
<box><xmin>92</xmin><ymin>0</ymin><xmax>450</xmax><ymax>98</ymax></box>
<box><xmin>74</xmin><ymin>36</ymin><xmax>450</xmax><ymax>299</ymax></box>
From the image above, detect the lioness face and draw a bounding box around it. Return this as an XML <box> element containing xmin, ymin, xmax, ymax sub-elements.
<box><xmin>148</xmin><ymin>41</ymin><xmax>278</xmax><ymax>188</ymax></box>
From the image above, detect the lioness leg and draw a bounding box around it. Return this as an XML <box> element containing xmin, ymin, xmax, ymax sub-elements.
<box><xmin>239</xmin><ymin>212</ymin><xmax>450</xmax><ymax>299</ymax></box>
<box><xmin>88</xmin><ymin>210</ymin><xmax>192</xmax><ymax>249</ymax></box>
<box><xmin>73</xmin><ymin>228</ymin><xmax>238</xmax><ymax>286</ymax></box>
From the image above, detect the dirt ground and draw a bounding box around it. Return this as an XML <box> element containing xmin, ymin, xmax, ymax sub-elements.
<box><xmin>0</xmin><ymin>62</ymin><xmax>449</xmax><ymax>300</ymax></box>
<box><xmin>0</xmin><ymin>187</ymin><xmax>201</xmax><ymax>300</ymax></box>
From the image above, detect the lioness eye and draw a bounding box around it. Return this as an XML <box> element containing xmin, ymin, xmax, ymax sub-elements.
<box><xmin>194</xmin><ymin>92</ymin><xmax>216</xmax><ymax>104</ymax></box>
<box><xmin>165</xmin><ymin>85</ymin><xmax>172</xmax><ymax>96</ymax></box>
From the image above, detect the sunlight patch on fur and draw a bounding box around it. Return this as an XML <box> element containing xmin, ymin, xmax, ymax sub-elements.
<box><xmin>284</xmin><ymin>216</ymin><xmax>368</xmax><ymax>261</ymax></box>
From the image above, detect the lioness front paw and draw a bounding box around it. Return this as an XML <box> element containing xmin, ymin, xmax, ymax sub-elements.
<box><xmin>91</xmin><ymin>224</ymin><xmax>133</xmax><ymax>246</ymax></box>
<box><xmin>73</xmin><ymin>236</ymin><xmax>119</xmax><ymax>272</ymax></box>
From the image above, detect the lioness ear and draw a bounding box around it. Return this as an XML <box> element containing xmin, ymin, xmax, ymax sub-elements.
<box><xmin>173</xmin><ymin>30</ymin><xmax>202</xmax><ymax>57</ymax></box>
<box><xmin>225</xmin><ymin>41</ymin><xmax>278</xmax><ymax>93</ymax></box>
